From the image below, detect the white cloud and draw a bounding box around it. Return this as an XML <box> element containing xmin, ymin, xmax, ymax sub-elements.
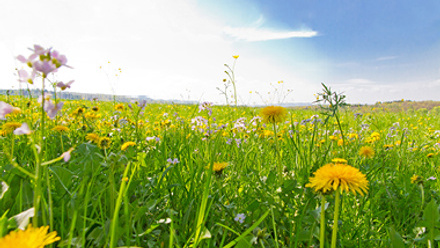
<box><xmin>223</xmin><ymin>26</ymin><xmax>318</xmax><ymax>42</ymax></box>
<box><xmin>375</xmin><ymin>56</ymin><xmax>398</xmax><ymax>61</ymax></box>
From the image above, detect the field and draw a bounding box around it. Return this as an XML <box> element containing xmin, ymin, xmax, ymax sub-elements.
<box><xmin>2</xmin><ymin>91</ymin><xmax>440</xmax><ymax>248</ymax></box>
<box><xmin>2</xmin><ymin>46</ymin><xmax>440</xmax><ymax>248</ymax></box>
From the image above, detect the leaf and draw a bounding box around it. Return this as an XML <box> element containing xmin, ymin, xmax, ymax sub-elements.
<box><xmin>388</xmin><ymin>226</ymin><xmax>405</xmax><ymax>248</ymax></box>
<box><xmin>10</xmin><ymin>207</ymin><xmax>34</xmax><ymax>230</ymax></box>
<box><xmin>234</xmin><ymin>235</ymin><xmax>254</xmax><ymax>248</ymax></box>
<box><xmin>421</xmin><ymin>199</ymin><xmax>440</xmax><ymax>229</ymax></box>
<box><xmin>0</xmin><ymin>181</ymin><xmax>8</xmax><ymax>199</ymax></box>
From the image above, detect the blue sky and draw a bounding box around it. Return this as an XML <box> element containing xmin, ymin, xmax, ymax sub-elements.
<box><xmin>1</xmin><ymin>0</ymin><xmax>440</xmax><ymax>104</ymax></box>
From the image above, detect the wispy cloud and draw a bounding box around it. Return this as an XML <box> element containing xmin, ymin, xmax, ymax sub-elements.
<box><xmin>223</xmin><ymin>26</ymin><xmax>318</xmax><ymax>42</ymax></box>
<box><xmin>375</xmin><ymin>56</ymin><xmax>397</xmax><ymax>61</ymax></box>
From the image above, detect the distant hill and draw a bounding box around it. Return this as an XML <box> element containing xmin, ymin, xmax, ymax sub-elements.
<box><xmin>0</xmin><ymin>89</ymin><xmax>197</xmax><ymax>105</ymax></box>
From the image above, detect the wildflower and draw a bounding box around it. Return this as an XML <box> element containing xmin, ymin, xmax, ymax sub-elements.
<box><xmin>306</xmin><ymin>163</ymin><xmax>369</xmax><ymax>195</ymax></box>
<box><xmin>86</xmin><ymin>133</ymin><xmax>100</xmax><ymax>143</ymax></box>
<box><xmin>359</xmin><ymin>146</ymin><xmax>375</xmax><ymax>158</ymax></box>
<box><xmin>98</xmin><ymin>137</ymin><xmax>111</xmax><ymax>149</ymax></box>
<box><xmin>198</xmin><ymin>102</ymin><xmax>213</xmax><ymax>116</ymax></box>
<box><xmin>0</xmin><ymin>101</ymin><xmax>21</xmax><ymax>120</ymax></box>
<box><xmin>16</xmin><ymin>53</ymin><xmax>37</xmax><ymax>67</ymax></box>
<box><xmin>2</xmin><ymin>122</ymin><xmax>22</xmax><ymax>133</ymax></box>
<box><xmin>44</xmin><ymin>101</ymin><xmax>64</xmax><ymax>120</ymax></box>
<box><xmin>18</xmin><ymin>69</ymin><xmax>36</xmax><ymax>84</ymax></box>
<box><xmin>146</xmin><ymin>136</ymin><xmax>160</xmax><ymax>142</ymax></box>
<box><xmin>208</xmin><ymin>162</ymin><xmax>228</xmax><ymax>173</ymax></box>
<box><xmin>72</xmin><ymin>107</ymin><xmax>85</xmax><ymax>116</ymax></box>
<box><xmin>383</xmin><ymin>144</ymin><xmax>394</xmax><ymax>150</ymax></box>
<box><xmin>0</xmin><ymin>224</ymin><xmax>60</xmax><ymax>247</ymax></box>
<box><xmin>56</xmin><ymin>80</ymin><xmax>74</xmax><ymax>90</ymax></box>
<box><xmin>121</xmin><ymin>141</ymin><xmax>136</xmax><ymax>151</ymax></box>
<box><xmin>331</xmin><ymin>158</ymin><xmax>347</xmax><ymax>164</ymax></box>
<box><xmin>366</xmin><ymin>131</ymin><xmax>380</xmax><ymax>143</ymax></box>
<box><xmin>61</xmin><ymin>148</ymin><xmax>74</xmax><ymax>162</ymax></box>
<box><xmin>233</xmin><ymin>55</ymin><xmax>239</xmax><ymax>59</ymax></box>
<box><xmin>115</xmin><ymin>104</ymin><xmax>124</xmax><ymax>111</ymax></box>
<box><xmin>167</xmin><ymin>158</ymin><xmax>179</xmax><ymax>164</ymax></box>
<box><xmin>348</xmin><ymin>133</ymin><xmax>358</xmax><ymax>140</ymax></box>
<box><xmin>13</xmin><ymin>123</ymin><xmax>32</xmax><ymax>135</ymax></box>
<box><xmin>50</xmin><ymin>49</ymin><xmax>71</xmax><ymax>68</ymax></box>
<box><xmin>92</xmin><ymin>106</ymin><xmax>99</xmax><ymax>112</ymax></box>
<box><xmin>260</xmin><ymin>106</ymin><xmax>287</xmax><ymax>124</ymax></box>
<box><xmin>33</xmin><ymin>60</ymin><xmax>57</xmax><ymax>77</ymax></box>
<box><xmin>234</xmin><ymin>213</ymin><xmax>246</xmax><ymax>223</ymax></box>
<box><xmin>337</xmin><ymin>139</ymin><xmax>344</xmax><ymax>146</ymax></box>
<box><xmin>427</xmin><ymin>153</ymin><xmax>435</xmax><ymax>158</ymax></box>
<box><xmin>411</xmin><ymin>175</ymin><xmax>423</xmax><ymax>184</ymax></box>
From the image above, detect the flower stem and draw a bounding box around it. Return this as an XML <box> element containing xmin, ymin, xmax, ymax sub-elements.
<box><xmin>320</xmin><ymin>195</ymin><xmax>326</xmax><ymax>248</ymax></box>
<box><xmin>273</xmin><ymin>123</ymin><xmax>283</xmax><ymax>186</ymax></box>
<box><xmin>331</xmin><ymin>190</ymin><xmax>341</xmax><ymax>248</ymax></box>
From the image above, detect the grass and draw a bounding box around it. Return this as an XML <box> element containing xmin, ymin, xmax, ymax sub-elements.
<box><xmin>2</xmin><ymin>94</ymin><xmax>440</xmax><ymax>247</ymax></box>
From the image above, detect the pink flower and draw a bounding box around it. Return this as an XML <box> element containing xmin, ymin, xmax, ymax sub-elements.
<box><xmin>38</xmin><ymin>93</ymin><xmax>52</xmax><ymax>104</ymax></box>
<box><xmin>62</xmin><ymin>148</ymin><xmax>74</xmax><ymax>162</ymax></box>
<box><xmin>33</xmin><ymin>60</ymin><xmax>57</xmax><ymax>77</ymax></box>
<box><xmin>17</xmin><ymin>70</ymin><xmax>36</xmax><ymax>84</ymax></box>
<box><xmin>51</xmin><ymin>50</ymin><xmax>72</xmax><ymax>68</ymax></box>
<box><xmin>56</xmin><ymin>80</ymin><xmax>74</xmax><ymax>90</ymax></box>
<box><xmin>0</xmin><ymin>101</ymin><xmax>20</xmax><ymax>120</ymax></box>
<box><xmin>17</xmin><ymin>54</ymin><xmax>37</xmax><ymax>68</ymax></box>
<box><xmin>44</xmin><ymin>101</ymin><xmax>64</xmax><ymax>119</ymax></box>
<box><xmin>30</xmin><ymin>44</ymin><xmax>48</xmax><ymax>55</ymax></box>
<box><xmin>13</xmin><ymin>123</ymin><xmax>32</xmax><ymax>135</ymax></box>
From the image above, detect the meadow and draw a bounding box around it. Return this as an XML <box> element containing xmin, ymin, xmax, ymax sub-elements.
<box><xmin>2</xmin><ymin>46</ymin><xmax>440</xmax><ymax>248</ymax></box>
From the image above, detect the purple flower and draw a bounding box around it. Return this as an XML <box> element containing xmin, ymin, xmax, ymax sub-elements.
<box><xmin>0</xmin><ymin>101</ymin><xmax>20</xmax><ymax>120</ymax></box>
<box><xmin>234</xmin><ymin>213</ymin><xmax>246</xmax><ymax>223</ymax></box>
<box><xmin>427</xmin><ymin>177</ymin><xmax>436</xmax><ymax>181</ymax></box>
<box><xmin>44</xmin><ymin>101</ymin><xmax>64</xmax><ymax>120</ymax></box>
<box><xmin>56</xmin><ymin>80</ymin><xmax>74</xmax><ymax>90</ymax></box>
<box><xmin>13</xmin><ymin>123</ymin><xmax>32</xmax><ymax>135</ymax></box>
<box><xmin>62</xmin><ymin>148</ymin><xmax>74</xmax><ymax>162</ymax></box>
<box><xmin>50</xmin><ymin>50</ymin><xmax>71</xmax><ymax>68</ymax></box>
<box><xmin>198</xmin><ymin>102</ymin><xmax>213</xmax><ymax>116</ymax></box>
<box><xmin>30</xmin><ymin>44</ymin><xmax>49</xmax><ymax>55</ymax></box>
<box><xmin>18</xmin><ymin>70</ymin><xmax>36</xmax><ymax>84</ymax></box>
<box><xmin>17</xmin><ymin>54</ymin><xmax>37</xmax><ymax>68</ymax></box>
<box><xmin>167</xmin><ymin>158</ymin><xmax>179</xmax><ymax>164</ymax></box>
<box><xmin>33</xmin><ymin>60</ymin><xmax>57</xmax><ymax>77</ymax></box>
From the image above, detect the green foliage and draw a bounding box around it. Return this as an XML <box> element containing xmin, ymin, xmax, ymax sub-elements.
<box><xmin>1</xmin><ymin>93</ymin><xmax>440</xmax><ymax>247</ymax></box>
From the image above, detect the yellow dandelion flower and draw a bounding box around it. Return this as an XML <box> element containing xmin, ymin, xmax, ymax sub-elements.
<box><xmin>85</xmin><ymin>133</ymin><xmax>100</xmax><ymax>144</ymax></box>
<box><xmin>260</xmin><ymin>130</ymin><xmax>274</xmax><ymax>138</ymax></box>
<box><xmin>52</xmin><ymin>125</ymin><xmax>69</xmax><ymax>132</ymax></box>
<box><xmin>115</xmin><ymin>104</ymin><xmax>124</xmax><ymax>111</ymax></box>
<box><xmin>71</xmin><ymin>107</ymin><xmax>84</xmax><ymax>117</ymax></box>
<box><xmin>337</xmin><ymin>139</ymin><xmax>344</xmax><ymax>146</ymax></box>
<box><xmin>359</xmin><ymin>146</ymin><xmax>375</xmax><ymax>158</ymax></box>
<box><xmin>0</xmin><ymin>224</ymin><xmax>60</xmax><ymax>248</ymax></box>
<box><xmin>2</xmin><ymin>122</ymin><xmax>22</xmax><ymax>131</ymax></box>
<box><xmin>427</xmin><ymin>153</ymin><xmax>435</xmax><ymax>158</ymax></box>
<box><xmin>98</xmin><ymin>137</ymin><xmax>111</xmax><ymax>149</ymax></box>
<box><xmin>411</xmin><ymin>175</ymin><xmax>423</xmax><ymax>184</ymax></box>
<box><xmin>348</xmin><ymin>133</ymin><xmax>358</xmax><ymax>140</ymax></box>
<box><xmin>92</xmin><ymin>106</ymin><xmax>99</xmax><ymax>112</ymax></box>
<box><xmin>232</xmin><ymin>55</ymin><xmax>239</xmax><ymax>59</ymax></box>
<box><xmin>260</xmin><ymin>106</ymin><xmax>287</xmax><ymax>124</ymax></box>
<box><xmin>207</xmin><ymin>162</ymin><xmax>229</xmax><ymax>174</ymax></box>
<box><xmin>306</xmin><ymin>163</ymin><xmax>369</xmax><ymax>195</ymax></box>
<box><xmin>121</xmin><ymin>141</ymin><xmax>136</xmax><ymax>151</ymax></box>
<box><xmin>331</xmin><ymin>158</ymin><xmax>347</xmax><ymax>164</ymax></box>
<box><xmin>383</xmin><ymin>144</ymin><xmax>394</xmax><ymax>150</ymax></box>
